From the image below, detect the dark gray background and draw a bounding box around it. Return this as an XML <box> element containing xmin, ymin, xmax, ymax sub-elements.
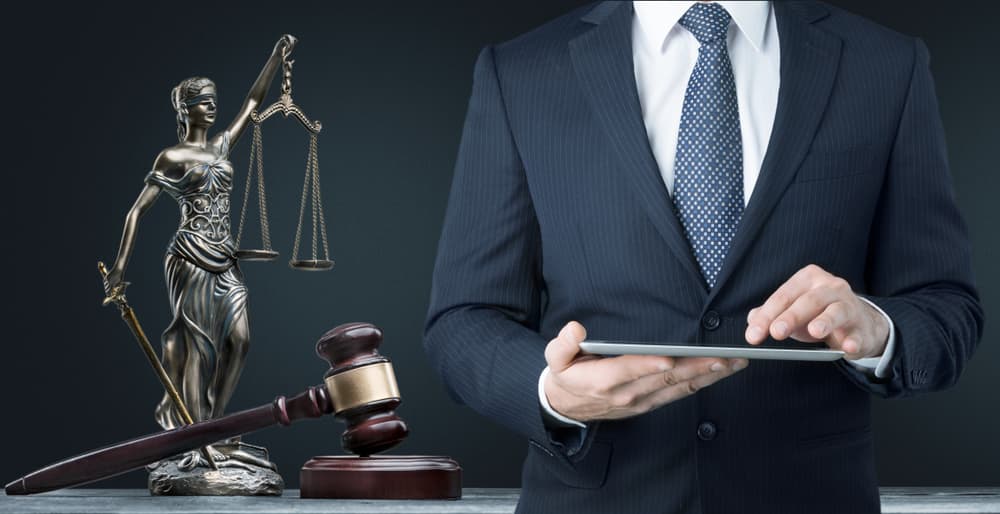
<box><xmin>4</xmin><ymin>0</ymin><xmax>997</xmax><ymax>489</ymax></box>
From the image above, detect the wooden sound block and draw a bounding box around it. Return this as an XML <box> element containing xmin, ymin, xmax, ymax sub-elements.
<box><xmin>300</xmin><ymin>455</ymin><xmax>461</xmax><ymax>500</ymax></box>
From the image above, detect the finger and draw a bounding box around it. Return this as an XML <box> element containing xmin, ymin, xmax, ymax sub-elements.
<box><xmin>770</xmin><ymin>287</ymin><xmax>840</xmax><ymax>341</ymax></box>
<box><xmin>544</xmin><ymin>321</ymin><xmax>587</xmax><ymax>373</ymax></box>
<box><xmin>838</xmin><ymin>327</ymin><xmax>865</xmax><ymax>357</ymax></box>
<box><xmin>634</xmin><ymin>360</ymin><xmax>747</xmax><ymax>413</ymax></box>
<box><xmin>824</xmin><ymin>325</ymin><xmax>864</xmax><ymax>357</ymax></box>
<box><xmin>563</xmin><ymin>320</ymin><xmax>587</xmax><ymax>344</ymax></box>
<box><xmin>745</xmin><ymin>265</ymin><xmax>819</xmax><ymax>344</ymax></box>
<box><xmin>609</xmin><ymin>357</ymin><xmax>742</xmax><ymax>399</ymax></box>
<box><xmin>746</xmin><ymin>266</ymin><xmax>824</xmax><ymax>344</ymax></box>
<box><xmin>585</xmin><ymin>354</ymin><xmax>677</xmax><ymax>392</ymax></box>
<box><xmin>806</xmin><ymin>300</ymin><xmax>852</xmax><ymax>340</ymax></box>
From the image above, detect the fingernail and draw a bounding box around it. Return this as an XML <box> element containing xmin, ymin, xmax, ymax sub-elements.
<box><xmin>747</xmin><ymin>326</ymin><xmax>763</xmax><ymax>341</ymax></box>
<box><xmin>732</xmin><ymin>359</ymin><xmax>748</xmax><ymax>371</ymax></box>
<box><xmin>774</xmin><ymin>321</ymin><xmax>788</xmax><ymax>337</ymax></box>
<box><xmin>813</xmin><ymin>321</ymin><xmax>828</xmax><ymax>336</ymax></box>
<box><xmin>711</xmin><ymin>362</ymin><xmax>725</xmax><ymax>372</ymax></box>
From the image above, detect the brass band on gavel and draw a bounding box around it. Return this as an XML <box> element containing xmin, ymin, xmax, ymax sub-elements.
<box><xmin>324</xmin><ymin>362</ymin><xmax>401</xmax><ymax>414</ymax></box>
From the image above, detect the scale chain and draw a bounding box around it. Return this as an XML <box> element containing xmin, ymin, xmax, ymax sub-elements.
<box><xmin>311</xmin><ymin>137</ymin><xmax>319</xmax><ymax>260</ymax></box>
<box><xmin>256</xmin><ymin>123</ymin><xmax>273</xmax><ymax>251</ymax></box>
<box><xmin>291</xmin><ymin>134</ymin><xmax>314</xmax><ymax>262</ymax></box>
<box><xmin>311</xmin><ymin>134</ymin><xmax>330</xmax><ymax>260</ymax></box>
<box><xmin>235</xmin><ymin>122</ymin><xmax>275</xmax><ymax>254</ymax></box>
<box><xmin>235</xmin><ymin>124</ymin><xmax>258</xmax><ymax>249</ymax></box>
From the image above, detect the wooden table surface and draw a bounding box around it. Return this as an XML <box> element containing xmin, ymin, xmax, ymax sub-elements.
<box><xmin>2</xmin><ymin>488</ymin><xmax>999</xmax><ymax>513</ymax></box>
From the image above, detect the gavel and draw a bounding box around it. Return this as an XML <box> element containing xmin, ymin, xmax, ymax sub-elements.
<box><xmin>5</xmin><ymin>322</ymin><xmax>459</xmax><ymax>498</ymax></box>
<box><xmin>315</xmin><ymin>321</ymin><xmax>408</xmax><ymax>456</ymax></box>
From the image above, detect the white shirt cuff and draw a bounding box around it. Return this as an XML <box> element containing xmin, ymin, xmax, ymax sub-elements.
<box><xmin>848</xmin><ymin>296</ymin><xmax>897</xmax><ymax>379</ymax></box>
<box><xmin>538</xmin><ymin>366</ymin><xmax>587</xmax><ymax>428</ymax></box>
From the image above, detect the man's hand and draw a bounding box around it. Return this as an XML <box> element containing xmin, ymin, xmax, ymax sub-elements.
<box><xmin>543</xmin><ymin>321</ymin><xmax>748</xmax><ymax>422</ymax></box>
<box><xmin>745</xmin><ymin>264</ymin><xmax>889</xmax><ymax>360</ymax></box>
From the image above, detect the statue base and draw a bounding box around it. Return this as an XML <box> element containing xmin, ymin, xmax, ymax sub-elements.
<box><xmin>148</xmin><ymin>442</ymin><xmax>283</xmax><ymax>496</ymax></box>
<box><xmin>300</xmin><ymin>455</ymin><xmax>461</xmax><ymax>499</ymax></box>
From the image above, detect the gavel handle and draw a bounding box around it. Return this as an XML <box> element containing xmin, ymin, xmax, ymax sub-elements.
<box><xmin>4</xmin><ymin>385</ymin><xmax>333</xmax><ymax>495</ymax></box>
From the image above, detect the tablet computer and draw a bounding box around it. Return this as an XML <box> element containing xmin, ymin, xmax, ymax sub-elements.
<box><xmin>579</xmin><ymin>341</ymin><xmax>844</xmax><ymax>361</ymax></box>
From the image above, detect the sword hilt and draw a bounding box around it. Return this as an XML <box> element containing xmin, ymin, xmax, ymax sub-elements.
<box><xmin>97</xmin><ymin>261</ymin><xmax>129</xmax><ymax>307</ymax></box>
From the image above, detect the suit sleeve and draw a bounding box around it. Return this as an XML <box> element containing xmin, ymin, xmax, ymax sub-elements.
<box><xmin>423</xmin><ymin>45</ymin><xmax>599</xmax><ymax>461</ymax></box>
<box><xmin>834</xmin><ymin>37</ymin><xmax>984</xmax><ymax>398</ymax></box>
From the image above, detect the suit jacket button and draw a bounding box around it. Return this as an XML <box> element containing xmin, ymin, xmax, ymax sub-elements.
<box><xmin>697</xmin><ymin>421</ymin><xmax>717</xmax><ymax>441</ymax></box>
<box><xmin>702</xmin><ymin>311</ymin><xmax>721</xmax><ymax>331</ymax></box>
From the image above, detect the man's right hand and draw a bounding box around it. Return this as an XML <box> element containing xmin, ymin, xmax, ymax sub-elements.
<box><xmin>544</xmin><ymin>321</ymin><xmax>749</xmax><ymax>422</ymax></box>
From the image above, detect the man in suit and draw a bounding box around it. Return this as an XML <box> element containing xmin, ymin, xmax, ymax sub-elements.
<box><xmin>423</xmin><ymin>1</ymin><xmax>983</xmax><ymax>513</ymax></box>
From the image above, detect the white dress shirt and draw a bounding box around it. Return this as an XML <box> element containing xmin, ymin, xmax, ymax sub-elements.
<box><xmin>539</xmin><ymin>1</ymin><xmax>896</xmax><ymax>428</ymax></box>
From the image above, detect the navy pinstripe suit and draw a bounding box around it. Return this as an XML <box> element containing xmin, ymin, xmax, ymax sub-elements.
<box><xmin>423</xmin><ymin>2</ymin><xmax>983</xmax><ymax>513</ymax></box>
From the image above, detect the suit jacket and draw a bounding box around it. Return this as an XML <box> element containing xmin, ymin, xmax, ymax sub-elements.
<box><xmin>423</xmin><ymin>2</ymin><xmax>983</xmax><ymax>513</ymax></box>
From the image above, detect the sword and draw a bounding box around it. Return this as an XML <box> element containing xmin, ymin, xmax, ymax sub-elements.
<box><xmin>97</xmin><ymin>261</ymin><xmax>218</xmax><ymax>470</ymax></box>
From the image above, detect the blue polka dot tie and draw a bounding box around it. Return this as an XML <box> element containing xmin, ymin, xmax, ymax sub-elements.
<box><xmin>672</xmin><ymin>3</ymin><xmax>744</xmax><ymax>288</ymax></box>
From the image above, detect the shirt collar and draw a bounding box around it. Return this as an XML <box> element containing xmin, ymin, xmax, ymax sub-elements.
<box><xmin>632</xmin><ymin>1</ymin><xmax>771</xmax><ymax>53</ymax></box>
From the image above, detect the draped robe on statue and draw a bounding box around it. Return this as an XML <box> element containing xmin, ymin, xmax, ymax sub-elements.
<box><xmin>144</xmin><ymin>131</ymin><xmax>251</xmax><ymax>430</ymax></box>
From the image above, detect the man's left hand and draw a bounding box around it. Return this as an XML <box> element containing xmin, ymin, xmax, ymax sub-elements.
<box><xmin>745</xmin><ymin>264</ymin><xmax>889</xmax><ymax>360</ymax></box>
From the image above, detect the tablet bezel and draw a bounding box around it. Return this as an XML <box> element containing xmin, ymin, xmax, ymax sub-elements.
<box><xmin>579</xmin><ymin>341</ymin><xmax>845</xmax><ymax>361</ymax></box>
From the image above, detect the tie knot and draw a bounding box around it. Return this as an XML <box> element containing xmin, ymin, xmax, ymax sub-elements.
<box><xmin>679</xmin><ymin>3</ymin><xmax>732</xmax><ymax>45</ymax></box>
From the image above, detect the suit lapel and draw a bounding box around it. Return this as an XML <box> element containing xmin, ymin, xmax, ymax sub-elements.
<box><xmin>569</xmin><ymin>1</ymin><xmax>706</xmax><ymax>288</ymax></box>
<box><xmin>706</xmin><ymin>1</ymin><xmax>841</xmax><ymax>306</ymax></box>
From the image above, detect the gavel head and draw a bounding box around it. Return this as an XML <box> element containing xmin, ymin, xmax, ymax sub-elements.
<box><xmin>316</xmin><ymin>322</ymin><xmax>409</xmax><ymax>457</ymax></box>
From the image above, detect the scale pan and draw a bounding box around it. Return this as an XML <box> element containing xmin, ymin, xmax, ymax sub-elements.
<box><xmin>289</xmin><ymin>259</ymin><xmax>334</xmax><ymax>271</ymax></box>
<box><xmin>236</xmin><ymin>249</ymin><xmax>280</xmax><ymax>261</ymax></box>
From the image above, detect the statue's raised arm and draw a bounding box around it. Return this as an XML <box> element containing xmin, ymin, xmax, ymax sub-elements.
<box><xmin>216</xmin><ymin>34</ymin><xmax>297</xmax><ymax>150</ymax></box>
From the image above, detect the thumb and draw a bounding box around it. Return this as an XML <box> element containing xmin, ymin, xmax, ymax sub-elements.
<box><xmin>544</xmin><ymin>321</ymin><xmax>587</xmax><ymax>373</ymax></box>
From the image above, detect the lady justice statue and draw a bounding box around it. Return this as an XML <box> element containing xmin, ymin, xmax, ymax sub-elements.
<box><xmin>102</xmin><ymin>35</ymin><xmax>297</xmax><ymax>496</ymax></box>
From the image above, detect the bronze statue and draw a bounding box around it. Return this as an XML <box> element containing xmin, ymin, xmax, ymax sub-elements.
<box><xmin>103</xmin><ymin>34</ymin><xmax>298</xmax><ymax>495</ymax></box>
